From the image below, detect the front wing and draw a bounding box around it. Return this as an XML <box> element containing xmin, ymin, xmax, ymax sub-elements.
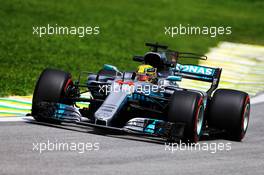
<box><xmin>33</xmin><ymin>102</ymin><xmax>185</xmax><ymax>141</ymax></box>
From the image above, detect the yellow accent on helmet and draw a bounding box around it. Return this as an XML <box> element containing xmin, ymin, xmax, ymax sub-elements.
<box><xmin>137</xmin><ymin>65</ymin><xmax>154</xmax><ymax>74</ymax></box>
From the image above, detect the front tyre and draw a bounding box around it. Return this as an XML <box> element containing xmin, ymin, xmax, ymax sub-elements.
<box><xmin>168</xmin><ymin>90</ymin><xmax>204</xmax><ymax>143</ymax></box>
<box><xmin>208</xmin><ymin>89</ymin><xmax>250</xmax><ymax>141</ymax></box>
<box><xmin>32</xmin><ymin>68</ymin><xmax>73</xmax><ymax>122</ymax></box>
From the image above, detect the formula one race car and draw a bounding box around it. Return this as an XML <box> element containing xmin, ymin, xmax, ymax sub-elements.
<box><xmin>31</xmin><ymin>43</ymin><xmax>250</xmax><ymax>142</ymax></box>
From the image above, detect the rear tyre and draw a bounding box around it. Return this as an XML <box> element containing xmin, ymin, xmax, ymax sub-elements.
<box><xmin>32</xmin><ymin>68</ymin><xmax>73</xmax><ymax>122</ymax></box>
<box><xmin>168</xmin><ymin>90</ymin><xmax>204</xmax><ymax>143</ymax></box>
<box><xmin>208</xmin><ymin>89</ymin><xmax>250</xmax><ymax>141</ymax></box>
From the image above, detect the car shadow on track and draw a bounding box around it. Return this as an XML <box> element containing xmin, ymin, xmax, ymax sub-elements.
<box><xmin>25</xmin><ymin>120</ymin><xmax>166</xmax><ymax>145</ymax></box>
<box><xmin>25</xmin><ymin>117</ymin><xmax>233</xmax><ymax>145</ymax></box>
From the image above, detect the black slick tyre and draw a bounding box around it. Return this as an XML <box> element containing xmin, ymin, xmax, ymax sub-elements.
<box><xmin>32</xmin><ymin>68</ymin><xmax>73</xmax><ymax>122</ymax></box>
<box><xmin>168</xmin><ymin>90</ymin><xmax>204</xmax><ymax>143</ymax></box>
<box><xmin>208</xmin><ymin>89</ymin><xmax>250</xmax><ymax>141</ymax></box>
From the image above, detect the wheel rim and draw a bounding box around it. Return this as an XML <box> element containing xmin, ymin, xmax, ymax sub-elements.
<box><xmin>243</xmin><ymin>103</ymin><xmax>250</xmax><ymax>132</ymax></box>
<box><xmin>196</xmin><ymin>106</ymin><xmax>204</xmax><ymax>135</ymax></box>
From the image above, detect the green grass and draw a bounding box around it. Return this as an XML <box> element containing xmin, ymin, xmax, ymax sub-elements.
<box><xmin>0</xmin><ymin>0</ymin><xmax>263</xmax><ymax>96</ymax></box>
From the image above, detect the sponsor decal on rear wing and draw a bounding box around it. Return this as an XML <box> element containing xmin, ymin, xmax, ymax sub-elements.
<box><xmin>175</xmin><ymin>64</ymin><xmax>221</xmax><ymax>83</ymax></box>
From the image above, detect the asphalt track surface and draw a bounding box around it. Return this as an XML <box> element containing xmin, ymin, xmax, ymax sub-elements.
<box><xmin>0</xmin><ymin>102</ymin><xmax>264</xmax><ymax>175</ymax></box>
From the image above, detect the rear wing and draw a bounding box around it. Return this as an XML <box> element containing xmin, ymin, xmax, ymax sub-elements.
<box><xmin>174</xmin><ymin>64</ymin><xmax>222</xmax><ymax>96</ymax></box>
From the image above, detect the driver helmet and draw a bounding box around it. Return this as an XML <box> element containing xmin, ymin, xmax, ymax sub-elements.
<box><xmin>136</xmin><ymin>65</ymin><xmax>157</xmax><ymax>82</ymax></box>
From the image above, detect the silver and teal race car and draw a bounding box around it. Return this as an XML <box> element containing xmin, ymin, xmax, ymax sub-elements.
<box><xmin>31</xmin><ymin>43</ymin><xmax>250</xmax><ymax>143</ymax></box>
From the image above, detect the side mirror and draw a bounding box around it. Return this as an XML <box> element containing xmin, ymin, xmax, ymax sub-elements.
<box><xmin>103</xmin><ymin>64</ymin><xmax>119</xmax><ymax>72</ymax></box>
<box><xmin>133</xmin><ymin>56</ymin><xmax>144</xmax><ymax>62</ymax></box>
<box><xmin>166</xmin><ymin>75</ymin><xmax>182</xmax><ymax>81</ymax></box>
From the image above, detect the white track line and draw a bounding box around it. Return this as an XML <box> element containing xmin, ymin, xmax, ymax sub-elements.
<box><xmin>0</xmin><ymin>116</ymin><xmax>33</xmax><ymax>122</ymax></box>
<box><xmin>251</xmin><ymin>94</ymin><xmax>264</xmax><ymax>104</ymax></box>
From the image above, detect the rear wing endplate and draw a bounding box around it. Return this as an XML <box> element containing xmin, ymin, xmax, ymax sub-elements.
<box><xmin>174</xmin><ymin>64</ymin><xmax>222</xmax><ymax>96</ymax></box>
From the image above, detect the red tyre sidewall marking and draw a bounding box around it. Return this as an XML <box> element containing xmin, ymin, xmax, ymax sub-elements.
<box><xmin>240</xmin><ymin>95</ymin><xmax>250</xmax><ymax>140</ymax></box>
<box><xmin>193</xmin><ymin>97</ymin><xmax>203</xmax><ymax>143</ymax></box>
<box><xmin>64</xmin><ymin>79</ymin><xmax>73</xmax><ymax>95</ymax></box>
